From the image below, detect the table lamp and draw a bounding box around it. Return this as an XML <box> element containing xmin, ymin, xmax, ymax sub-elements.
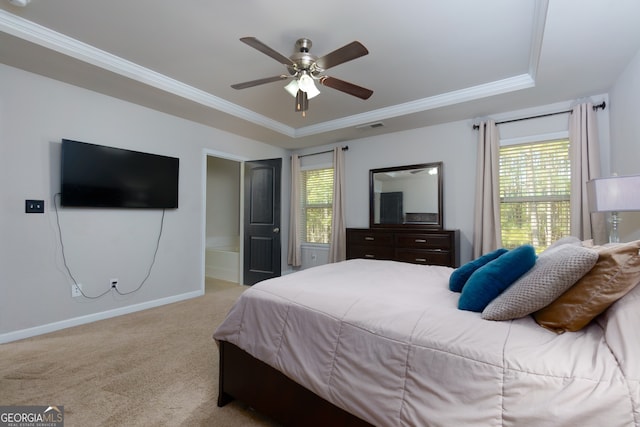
<box><xmin>587</xmin><ymin>174</ymin><xmax>640</xmax><ymax>243</ymax></box>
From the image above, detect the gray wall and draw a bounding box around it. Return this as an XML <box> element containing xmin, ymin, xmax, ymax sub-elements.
<box><xmin>0</xmin><ymin>64</ymin><xmax>286</xmax><ymax>342</ymax></box>
<box><xmin>609</xmin><ymin>48</ymin><xmax>640</xmax><ymax>242</ymax></box>
<box><xmin>3</xmin><ymin>40</ymin><xmax>638</xmax><ymax>341</ymax></box>
<box><xmin>297</xmin><ymin>97</ymin><xmax>614</xmax><ymax>267</ymax></box>
<box><xmin>344</xmin><ymin>121</ymin><xmax>477</xmax><ymax>264</ymax></box>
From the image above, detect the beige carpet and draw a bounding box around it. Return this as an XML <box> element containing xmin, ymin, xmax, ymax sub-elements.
<box><xmin>0</xmin><ymin>279</ymin><xmax>280</xmax><ymax>426</ymax></box>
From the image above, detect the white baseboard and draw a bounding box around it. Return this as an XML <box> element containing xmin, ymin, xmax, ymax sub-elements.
<box><xmin>205</xmin><ymin>266</ymin><xmax>239</xmax><ymax>283</ymax></box>
<box><xmin>0</xmin><ymin>290</ymin><xmax>203</xmax><ymax>344</ymax></box>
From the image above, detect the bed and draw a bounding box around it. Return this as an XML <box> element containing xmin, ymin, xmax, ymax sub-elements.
<box><xmin>214</xmin><ymin>247</ymin><xmax>640</xmax><ymax>426</ymax></box>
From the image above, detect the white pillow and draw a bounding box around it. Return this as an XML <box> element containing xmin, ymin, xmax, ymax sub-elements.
<box><xmin>544</xmin><ymin>235</ymin><xmax>581</xmax><ymax>252</ymax></box>
<box><xmin>482</xmin><ymin>244</ymin><xmax>598</xmax><ymax>321</ymax></box>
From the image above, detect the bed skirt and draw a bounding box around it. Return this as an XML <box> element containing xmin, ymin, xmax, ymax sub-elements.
<box><xmin>217</xmin><ymin>340</ymin><xmax>373</xmax><ymax>427</ymax></box>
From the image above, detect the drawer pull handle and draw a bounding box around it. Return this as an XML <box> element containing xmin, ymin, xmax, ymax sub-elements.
<box><xmin>364</xmin><ymin>237</ymin><xmax>375</xmax><ymax>241</ymax></box>
<box><xmin>416</xmin><ymin>258</ymin><xmax>427</xmax><ymax>262</ymax></box>
<box><xmin>415</xmin><ymin>239</ymin><xmax>427</xmax><ymax>243</ymax></box>
<box><xmin>365</xmin><ymin>254</ymin><xmax>375</xmax><ymax>258</ymax></box>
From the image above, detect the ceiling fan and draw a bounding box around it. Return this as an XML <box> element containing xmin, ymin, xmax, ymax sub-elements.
<box><xmin>231</xmin><ymin>37</ymin><xmax>373</xmax><ymax>116</ymax></box>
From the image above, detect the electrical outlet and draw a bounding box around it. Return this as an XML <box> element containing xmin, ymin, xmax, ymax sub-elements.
<box><xmin>71</xmin><ymin>283</ymin><xmax>82</xmax><ymax>298</ymax></box>
<box><xmin>110</xmin><ymin>278</ymin><xmax>119</xmax><ymax>288</ymax></box>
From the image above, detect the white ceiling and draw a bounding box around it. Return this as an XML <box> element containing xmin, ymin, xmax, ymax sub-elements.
<box><xmin>1</xmin><ymin>0</ymin><xmax>640</xmax><ymax>150</ymax></box>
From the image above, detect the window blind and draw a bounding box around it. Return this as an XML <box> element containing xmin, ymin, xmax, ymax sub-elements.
<box><xmin>499</xmin><ymin>139</ymin><xmax>571</xmax><ymax>252</ymax></box>
<box><xmin>300</xmin><ymin>168</ymin><xmax>334</xmax><ymax>244</ymax></box>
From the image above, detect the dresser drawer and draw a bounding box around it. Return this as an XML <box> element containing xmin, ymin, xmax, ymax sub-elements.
<box><xmin>347</xmin><ymin>230</ymin><xmax>394</xmax><ymax>246</ymax></box>
<box><xmin>395</xmin><ymin>233</ymin><xmax>452</xmax><ymax>250</ymax></box>
<box><xmin>346</xmin><ymin>228</ymin><xmax>459</xmax><ymax>267</ymax></box>
<box><xmin>348</xmin><ymin>245</ymin><xmax>394</xmax><ymax>260</ymax></box>
<box><xmin>395</xmin><ymin>249</ymin><xmax>452</xmax><ymax>266</ymax></box>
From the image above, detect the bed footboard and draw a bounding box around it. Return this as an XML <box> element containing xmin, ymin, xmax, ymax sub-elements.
<box><xmin>217</xmin><ymin>340</ymin><xmax>372</xmax><ymax>427</ymax></box>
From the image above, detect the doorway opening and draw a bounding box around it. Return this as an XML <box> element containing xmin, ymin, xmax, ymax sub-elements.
<box><xmin>204</xmin><ymin>155</ymin><xmax>242</xmax><ymax>289</ymax></box>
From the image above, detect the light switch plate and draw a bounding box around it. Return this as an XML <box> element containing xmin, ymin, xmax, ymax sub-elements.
<box><xmin>25</xmin><ymin>199</ymin><xmax>44</xmax><ymax>213</ymax></box>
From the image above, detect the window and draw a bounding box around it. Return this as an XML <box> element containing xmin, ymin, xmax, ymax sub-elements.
<box><xmin>300</xmin><ymin>167</ymin><xmax>334</xmax><ymax>244</ymax></box>
<box><xmin>499</xmin><ymin>139</ymin><xmax>571</xmax><ymax>253</ymax></box>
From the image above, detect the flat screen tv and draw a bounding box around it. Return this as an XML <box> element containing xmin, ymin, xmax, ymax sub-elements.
<box><xmin>60</xmin><ymin>139</ymin><xmax>179</xmax><ymax>208</ymax></box>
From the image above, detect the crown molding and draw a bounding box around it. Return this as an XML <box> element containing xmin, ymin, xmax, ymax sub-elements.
<box><xmin>294</xmin><ymin>74</ymin><xmax>536</xmax><ymax>137</ymax></box>
<box><xmin>528</xmin><ymin>0</ymin><xmax>549</xmax><ymax>80</ymax></box>
<box><xmin>1</xmin><ymin>0</ymin><xmax>547</xmax><ymax>140</ymax></box>
<box><xmin>0</xmin><ymin>10</ymin><xmax>295</xmax><ymax>137</ymax></box>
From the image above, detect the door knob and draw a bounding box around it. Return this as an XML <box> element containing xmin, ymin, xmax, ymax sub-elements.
<box><xmin>273</xmin><ymin>227</ymin><xmax>280</xmax><ymax>233</ymax></box>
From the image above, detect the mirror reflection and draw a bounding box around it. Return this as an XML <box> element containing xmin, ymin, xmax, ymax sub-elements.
<box><xmin>370</xmin><ymin>162</ymin><xmax>443</xmax><ymax>229</ymax></box>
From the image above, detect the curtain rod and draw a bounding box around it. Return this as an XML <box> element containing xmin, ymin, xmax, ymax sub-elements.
<box><xmin>472</xmin><ymin>101</ymin><xmax>606</xmax><ymax>130</ymax></box>
<box><xmin>297</xmin><ymin>146</ymin><xmax>349</xmax><ymax>159</ymax></box>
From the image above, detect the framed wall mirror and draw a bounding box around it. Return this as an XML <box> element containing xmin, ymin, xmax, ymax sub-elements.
<box><xmin>369</xmin><ymin>162</ymin><xmax>443</xmax><ymax>229</ymax></box>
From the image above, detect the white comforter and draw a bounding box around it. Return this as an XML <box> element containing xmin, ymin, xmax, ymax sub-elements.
<box><xmin>214</xmin><ymin>259</ymin><xmax>640</xmax><ymax>427</ymax></box>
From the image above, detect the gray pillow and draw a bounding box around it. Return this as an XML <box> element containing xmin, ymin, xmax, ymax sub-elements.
<box><xmin>482</xmin><ymin>244</ymin><xmax>598</xmax><ymax>321</ymax></box>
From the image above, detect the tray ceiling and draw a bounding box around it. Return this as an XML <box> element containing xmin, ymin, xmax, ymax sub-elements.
<box><xmin>1</xmin><ymin>0</ymin><xmax>640</xmax><ymax>149</ymax></box>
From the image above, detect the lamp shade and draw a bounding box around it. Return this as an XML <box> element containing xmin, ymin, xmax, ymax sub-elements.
<box><xmin>284</xmin><ymin>76</ymin><xmax>320</xmax><ymax>99</ymax></box>
<box><xmin>587</xmin><ymin>175</ymin><xmax>640</xmax><ymax>212</ymax></box>
<box><xmin>297</xmin><ymin>74</ymin><xmax>320</xmax><ymax>98</ymax></box>
<box><xmin>284</xmin><ymin>80</ymin><xmax>299</xmax><ymax>97</ymax></box>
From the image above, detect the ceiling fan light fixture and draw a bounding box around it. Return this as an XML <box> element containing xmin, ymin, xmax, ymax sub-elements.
<box><xmin>232</xmin><ymin>37</ymin><xmax>372</xmax><ymax>115</ymax></box>
<box><xmin>285</xmin><ymin>74</ymin><xmax>320</xmax><ymax>100</ymax></box>
<box><xmin>297</xmin><ymin>73</ymin><xmax>320</xmax><ymax>99</ymax></box>
<box><xmin>284</xmin><ymin>79</ymin><xmax>299</xmax><ymax>97</ymax></box>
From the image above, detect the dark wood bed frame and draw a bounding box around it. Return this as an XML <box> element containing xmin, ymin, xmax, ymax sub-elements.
<box><xmin>217</xmin><ymin>340</ymin><xmax>373</xmax><ymax>427</ymax></box>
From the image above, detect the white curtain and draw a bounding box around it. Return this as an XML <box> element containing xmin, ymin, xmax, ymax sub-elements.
<box><xmin>329</xmin><ymin>147</ymin><xmax>346</xmax><ymax>263</ymax></box>
<box><xmin>473</xmin><ymin>120</ymin><xmax>502</xmax><ymax>258</ymax></box>
<box><xmin>569</xmin><ymin>102</ymin><xmax>606</xmax><ymax>242</ymax></box>
<box><xmin>287</xmin><ymin>154</ymin><xmax>302</xmax><ymax>267</ymax></box>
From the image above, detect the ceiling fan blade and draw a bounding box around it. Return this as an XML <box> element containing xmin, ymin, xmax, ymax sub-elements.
<box><xmin>240</xmin><ymin>37</ymin><xmax>295</xmax><ymax>67</ymax></box>
<box><xmin>320</xmin><ymin>76</ymin><xmax>373</xmax><ymax>100</ymax></box>
<box><xmin>315</xmin><ymin>41</ymin><xmax>369</xmax><ymax>70</ymax></box>
<box><xmin>231</xmin><ymin>75</ymin><xmax>288</xmax><ymax>90</ymax></box>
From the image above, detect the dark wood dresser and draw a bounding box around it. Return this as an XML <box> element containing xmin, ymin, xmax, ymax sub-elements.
<box><xmin>346</xmin><ymin>228</ymin><xmax>460</xmax><ymax>268</ymax></box>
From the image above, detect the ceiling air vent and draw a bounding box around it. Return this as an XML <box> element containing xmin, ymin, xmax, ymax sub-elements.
<box><xmin>355</xmin><ymin>122</ymin><xmax>385</xmax><ymax>130</ymax></box>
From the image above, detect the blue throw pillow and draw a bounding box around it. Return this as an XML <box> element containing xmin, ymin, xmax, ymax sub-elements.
<box><xmin>449</xmin><ymin>248</ymin><xmax>509</xmax><ymax>292</ymax></box>
<box><xmin>458</xmin><ymin>245</ymin><xmax>537</xmax><ymax>312</ymax></box>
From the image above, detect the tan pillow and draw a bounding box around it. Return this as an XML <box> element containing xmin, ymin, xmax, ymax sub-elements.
<box><xmin>533</xmin><ymin>240</ymin><xmax>640</xmax><ymax>333</ymax></box>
